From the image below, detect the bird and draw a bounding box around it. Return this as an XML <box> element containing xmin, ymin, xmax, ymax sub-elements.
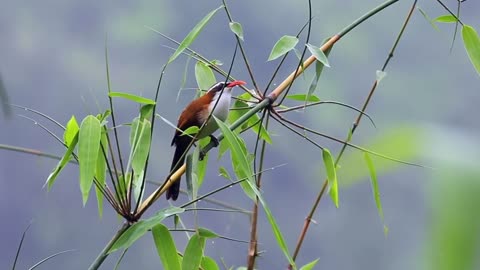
<box><xmin>166</xmin><ymin>80</ymin><xmax>246</xmax><ymax>200</ymax></box>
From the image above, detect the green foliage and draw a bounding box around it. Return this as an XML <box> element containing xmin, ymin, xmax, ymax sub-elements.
<box><xmin>108</xmin><ymin>92</ymin><xmax>156</xmax><ymax>104</ymax></box>
<box><xmin>268</xmin><ymin>35</ymin><xmax>299</xmax><ymax>61</ymax></box>
<box><xmin>229</xmin><ymin>22</ymin><xmax>244</xmax><ymax>41</ymax></box>
<box><xmin>285</xmin><ymin>94</ymin><xmax>320</xmax><ymax>102</ymax></box>
<box><xmin>78</xmin><ymin>115</ymin><xmax>102</xmax><ymax>205</ymax></box>
<box><xmin>322</xmin><ymin>148</ymin><xmax>339</xmax><ymax>208</ymax></box>
<box><xmin>152</xmin><ymin>224</ymin><xmax>181</xmax><ymax>270</ymax></box>
<box><xmin>462</xmin><ymin>25</ymin><xmax>480</xmax><ymax>76</ymax></box>
<box><xmin>168</xmin><ymin>6</ymin><xmax>223</xmax><ymax>63</ymax></box>
<box><xmin>195</xmin><ymin>61</ymin><xmax>216</xmax><ymax>91</ymax></box>
<box><xmin>109</xmin><ymin>207</ymin><xmax>184</xmax><ymax>253</ymax></box>
<box><xmin>306</xmin><ymin>43</ymin><xmax>330</xmax><ymax>67</ymax></box>
<box><xmin>299</xmin><ymin>259</ymin><xmax>319</xmax><ymax>270</ymax></box>
<box><xmin>182</xmin><ymin>233</ymin><xmax>206</xmax><ymax>270</ymax></box>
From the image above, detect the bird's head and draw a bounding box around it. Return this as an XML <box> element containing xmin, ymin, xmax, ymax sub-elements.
<box><xmin>208</xmin><ymin>80</ymin><xmax>246</xmax><ymax>93</ymax></box>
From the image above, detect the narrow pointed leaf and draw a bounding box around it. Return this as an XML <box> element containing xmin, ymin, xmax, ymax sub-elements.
<box><xmin>214</xmin><ymin>117</ymin><xmax>255</xmax><ymax>199</ymax></box>
<box><xmin>182</xmin><ymin>233</ymin><xmax>206</xmax><ymax>270</ymax></box>
<box><xmin>109</xmin><ymin>207</ymin><xmax>184</xmax><ymax>253</ymax></box>
<box><xmin>434</xmin><ymin>14</ymin><xmax>458</xmax><ymax>23</ymax></box>
<box><xmin>185</xmin><ymin>153</ymin><xmax>198</xmax><ymax>200</ymax></box>
<box><xmin>286</xmin><ymin>94</ymin><xmax>320</xmax><ymax>102</ymax></box>
<box><xmin>322</xmin><ymin>148</ymin><xmax>339</xmax><ymax>208</ymax></box>
<box><xmin>462</xmin><ymin>25</ymin><xmax>480</xmax><ymax>76</ymax></box>
<box><xmin>94</xmin><ymin>131</ymin><xmax>108</xmax><ymax>217</ymax></box>
<box><xmin>306</xmin><ymin>40</ymin><xmax>333</xmax><ymax>104</ymax></box>
<box><xmin>195</xmin><ymin>61</ymin><xmax>216</xmax><ymax>91</ymax></box>
<box><xmin>306</xmin><ymin>43</ymin><xmax>330</xmax><ymax>67</ymax></box>
<box><xmin>78</xmin><ymin>115</ymin><xmax>102</xmax><ymax>205</ymax></box>
<box><xmin>64</xmin><ymin>116</ymin><xmax>79</xmax><ymax>146</ymax></box>
<box><xmin>108</xmin><ymin>92</ymin><xmax>155</xmax><ymax>104</ymax></box>
<box><xmin>219</xmin><ymin>167</ymin><xmax>232</xmax><ymax>180</ymax></box>
<box><xmin>417</xmin><ymin>7</ymin><xmax>440</xmax><ymax>32</ymax></box>
<box><xmin>168</xmin><ymin>6</ymin><xmax>223</xmax><ymax>63</ymax></box>
<box><xmin>364</xmin><ymin>153</ymin><xmax>387</xmax><ymax>234</ymax></box>
<box><xmin>46</xmin><ymin>133</ymin><xmax>78</xmax><ymax>190</ymax></box>
<box><xmin>152</xmin><ymin>224</ymin><xmax>181</xmax><ymax>270</ymax></box>
<box><xmin>201</xmin><ymin>256</ymin><xmax>220</xmax><ymax>270</ymax></box>
<box><xmin>131</xmin><ymin>119</ymin><xmax>151</xmax><ymax>175</ymax></box>
<box><xmin>196</xmin><ymin>138</ymin><xmax>209</xmax><ymax>187</ymax></box>
<box><xmin>198</xmin><ymin>227</ymin><xmax>218</xmax><ymax>239</ymax></box>
<box><xmin>300</xmin><ymin>259</ymin><xmax>319</xmax><ymax>270</ymax></box>
<box><xmin>229</xmin><ymin>22</ymin><xmax>244</xmax><ymax>41</ymax></box>
<box><xmin>268</xmin><ymin>35</ymin><xmax>299</xmax><ymax>61</ymax></box>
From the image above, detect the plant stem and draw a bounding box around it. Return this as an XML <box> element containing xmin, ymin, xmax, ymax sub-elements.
<box><xmin>288</xmin><ymin>0</ymin><xmax>417</xmax><ymax>267</ymax></box>
<box><xmin>88</xmin><ymin>223</ymin><xmax>130</xmax><ymax>270</ymax></box>
<box><xmin>246</xmin><ymin>115</ymin><xmax>270</xmax><ymax>270</ymax></box>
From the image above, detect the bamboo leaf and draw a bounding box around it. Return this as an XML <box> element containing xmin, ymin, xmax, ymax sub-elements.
<box><xmin>198</xmin><ymin>227</ymin><xmax>218</xmax><ymax>239</ymax></box>
<box><xmin>306</xmin><ymin>39</ymin><xmax>332</xmax><ymax>104</ymax></box>
<box><xmin>229</xmin><ymin>22</ymin><xmax>244</xmax><ymax>41</ymax></box>
<box><xmin>195</xmin><ymin>61</ymin><xmax>216</xmax><ymax>91</ymax></box>
<box><xmin>182</xmin><ymin>233</ymin><xmax>206</xmax><ymax>270</ymax></box>
<box><xmin>94</xmin><ymin>131</ymin><xmax>108</xmax><ymax>217</ymax></box>
<box><xmin>214</xmin><ymin>116</ymin><xmax>255</xmax><ymax>199</ymax></box>
<box><xmin>322</xmin><ymin>148</ymin><xmax>339</xmax><ymax>208</ymax></box>
<box><xmin>364</xmin><ymin>152</ymin><xmax>388</xmax><ymax>234</ymax></box>
<box><xmin>219</xmin><ymin>167</ymin><xmax>231</xmax><ymax>180</ymax></box>
<box><xmin>108</xmin><ymin>92</ymin><xmax>156</xmax><ymax>104</ymax></box>
<box><xmin>306</xmin><ymin>43</ymin><xmax>330</xmax><ymax>67</ymax></box>
<box><xmin>417</xmin><ymin>7</ymin><xmax>440</xmax><ymax>32</ymax></box>
<box><xmin>300</xmin><ymin>259</ymin><xmax>319</xmax><ymax>270</ymax></box>
<box><xmin>286</xmin><ymin>94</ymin><xmax>320</xmax><ymax>102</ymax></box>
<box><xmin>78</xmin><ymin>115</ymin><xmax>102</xmax><ymax>205</ymax></box>
<box><xmin>152</xmin><ymin>224</ymin><xmax>181</xmax><ymax>270</ymax></box>
<box><xmin>268</xmin><ymin>35</ymin><xmax>299</xmax><ymax>61</ymax></box>
<box><xmin>64</xmin><ymin>116</ymin><xmax>79</xmax><ymax>146</ymax></box>
<box><xmin>109</xmin><ymin>207</ymin><xmax>184</xmax><ymax>253</ymax></box>
<box><xmin>462</xmin><ymin>25</ymin><xmax>480</xmax><ymax>76</ymax></box>
<box><xmin>434</xmin><ymin>14</ymin><xmax>458</xmax><ymax>23</ymax></box>
<box><xmin>45</xmin><ymin>133</ymin><xmax>78</xmax><ymax>190</ymax></box>
<box><xmin>201</xmin><ymin>256</ymin><xmax>220</xmax><ymax>270</ymax></box>
<box><xmin>168</xmin><ymin>6</ymin><xmax>223</xmax><ymax>63</ymax></box>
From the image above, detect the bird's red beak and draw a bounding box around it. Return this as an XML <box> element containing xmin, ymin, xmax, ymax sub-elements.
<box><xmin>227</xmin><ymin>80</ymin><xmax>246</xmax><ymax>88</ymax></box>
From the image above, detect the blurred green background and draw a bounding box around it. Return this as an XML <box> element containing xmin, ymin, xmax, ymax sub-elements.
<box><xmin>1</xmin><ymin>0</ymin><xmax>479</xmax><ymax>269</ymax></box>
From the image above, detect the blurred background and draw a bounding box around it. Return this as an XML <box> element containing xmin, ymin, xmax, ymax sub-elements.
<box><xmin>1</xmin><ymin>0</ymin><xmax>479</xmax><ymax>269</ymax></box>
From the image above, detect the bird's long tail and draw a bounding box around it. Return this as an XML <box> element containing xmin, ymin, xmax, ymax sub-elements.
<box><xmin>166</xmin><ymin>140</ymin><xmax>188</xmax><ymax>200</ymax></box>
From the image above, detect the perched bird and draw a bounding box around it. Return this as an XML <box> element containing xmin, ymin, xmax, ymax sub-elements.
<box><xmin>167</xmin><ymin>80</ymin><xmax>246</xmax><ymax>200</ymax></box>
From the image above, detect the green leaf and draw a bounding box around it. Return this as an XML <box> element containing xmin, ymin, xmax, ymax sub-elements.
<box><xmin>229</xmin><ymin>22</ymin><xmax>244</xmax><ymax>41</ymax></box>
<box><xmin>434</xmin><ymin>14</ymin><xmax>458</xmax><ymax>23</ymax></box>
<box><xmin>462</xmin><ymin>25</ymin><xmax>480</xmax><ymax>76</ymax></box>
<box><xmin>306</xmin><ymin>43</ymin><xmax>330</xmax><ymax>67</ymax></box>
<box><xmin>182</xmin><ymin>233</ymin><xmax>206</xmax><ymax>270</ymax></box>
<box><xmin>201</xmin><ymin>256</ymin><xmax>220</xmax><ymax>270</ymax></box>
<box><xmin>364</xmin><ymin>153</ymin><xmax>387</xmax><ymax>234</ymax></box>
<box><xmin>181</xmin><ymin>126</ymin><xmax>200</xmax><ymax>136</ymax></box>
<box><xmin>64</xmin><ymin>116</ymin><xmax>79</xmax><ymax>146</ymax></box>
<box><xmin>219</xmin><ymin>167</ymin><xmax>231</xmax><ymax>180</ymax></box>
<box><xmin>109</xmin><ymin>207</ymin><xmax>184</xmax><ymax>253</ymax></box>
<box><xmin>45</xmin><ymin>133</ymin><xmax>78</xmax><ymax>190</ymax></box>
<box><xmin>152</xmin><ymin>224</ymin><xmax>181</xmax><ymax>270</ymax></box>
<box><xmin>195</xmin><ymin>61</ymin><xmax>216</xmax><ymax>91</ymax></box>
<box><xmin>131</xmin><ymin>119</ymin><xmax>151</xmax><ymax>175</ymax></box>
<box><xmin>214</xmin><ymin>116</ymin><xmax>255</xmax><ymax>199</ymax></box>
<box><xmin>215</xmin><ymin>117</ymin><xmax>295</xmax><ymax>268</ymax></box>
<box><xmin>185</xmin><ymin>153</ymin><xmax>198</xmax><ymax>201</ymax></box>
<box><xmin>268</xmin><ymin>35</ymin><xmax>299</xmax><ymax>61</ymax></box>
<box><xmin>196</xmin><ymin>138</ymin><xmax>210</xmax><ymax>187</ymax></box>
<box><xmin>322</xmin><ymin>148</ymin><xmax>339</xmax><ymax>208</ymax></box>
<box><xmin>168</xmin><ymin>6</ymin><xmax>223</xmax><ymax>63</ymax></box>
<box><xmin>140</xmin><ymin>104</ymin><xmax>155</xmax><ymax>120</ymax></box>
<box><xmin>109</xmin><ymin>92</ymin><xmax>155</xmax><ymax>104</ymax></box>
<box><xmin>285</xmin><ymin>94</ymin><xmax>320</xmax><ymax>102</ymax></box>
<box><xmin>300</xmin><ymin>259</ymin><xmax>319</xmax><ymax>270</ymax></box>
<box><xmin>95</xmin><ymin>131</ymin><xmax>108</xmax><ymax>217</ymax></box>
<box><xmin>306</xmin><ymin>39</ymin><xmax>333</xmax><ymax>105</ymax></box>
<box><xmin>78</xmin><ymin>115</ymin><xmax>102</xmax><ymax>205</ymax></box>
<box><xmin>198</xmin><ymin>227</ymin><xmax>218</xmax><ymax>239</ymax></box>
<box><xmin>417</xmin><ymin>7</ymin><xmax>440</xmax><ymax>32</ymax></box>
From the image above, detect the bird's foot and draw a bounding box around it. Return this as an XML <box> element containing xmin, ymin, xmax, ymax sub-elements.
<box><xmin>209</xmin><ymin>135</ymin><xmax>219</xmax><ymax>147</ymax></box>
